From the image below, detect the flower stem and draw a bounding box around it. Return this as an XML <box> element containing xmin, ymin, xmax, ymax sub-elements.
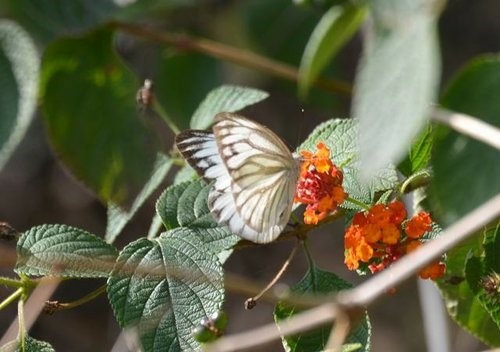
<box><xmin>153</xmin><ymin>98</ymin><xmax>180</xmax><ymax>134</ymax></box>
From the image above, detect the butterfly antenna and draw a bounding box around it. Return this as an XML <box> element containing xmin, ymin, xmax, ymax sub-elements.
<box><xmin>244</xmin><ymin>243</ymin><xmax>299</xmax><ymax>310</ymax></box>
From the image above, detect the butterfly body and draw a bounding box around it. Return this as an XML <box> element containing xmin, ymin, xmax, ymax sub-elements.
<box><xmin>175</xmin><ymin>112</ymin><xmax>299</xmax><ymax>243</ymax></box>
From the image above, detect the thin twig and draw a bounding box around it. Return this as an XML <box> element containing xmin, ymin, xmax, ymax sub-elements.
<box><xmin>108</xmin><ymin>21</ymin><xmax>353</xmax><ymax>97</ymax></box>
<box><xmin>44</xmin><ymin>284</ymin><xmax>107</xmax><ymax>314</ymax></box>
<box><xmin>431</xmin><ymin>107</ymin><xmax>500</xmax><ymax>150</ymax></box>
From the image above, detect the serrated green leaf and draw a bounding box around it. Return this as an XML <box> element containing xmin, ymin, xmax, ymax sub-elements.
<box><xmin>437</xmin><ymin>228</ymin><xmax>500</xmax><ymax>346</ymax></box>
<box><xmin>156</xmin><ymin>180</ymin><xmax>240</xmax><ymax>255</ymax></box>
<box><xmin>298</xmin><ymin>4</ymin><xmax>366</xmax><ymax>98</ymax></box>
<box><xmin>107</xmin><ymin>230</ymin><xmax>224</xmax><ymax>352</ymax></box>
<box><xmin>190</xmin><ymin>85</ymin><xmax>269</xmax><ymax>129</ymax></box>
<box><xmin>173</xmin><ymin>165</ymin><xmax>197</xmax><ymax>185</ymax></box>
<box><xmin>0</xmin><ymin>335</ymin><xmax>55</xmax><ymax>352</ymax></box>
<box><xmin>298</xmin><ymin>118</ymin><xmax>398</xmax><ymax>210</ymax></box>
<box><xmin>432</xmin><ymin>55</ymin><xmax>500</xmax><ymax>226</ymax></box>
<box><xmin>275</xmin><ymin>267</ymin><xmax>371</xmax><ymax>352</ymax></box>
<box><xmin>353</xmin><ymin>0</ymin><xmax>440</xmax><ymax>177</ymax></box>
<box><xmin>106</xmin><ymin>154</ymin><xmax>173</xmax><ymax>243</ymax></box>
<box><xmin>0</xmin><ymin>20</ymin><xmax>39</xmax><ymax>172</ymax></box>
<box><xmin>40</xmin><ymin>27</ymin><xmax>156</xmax><ymax>205</ymax></box>
<box><xmin>398</xmin><ymin>124</ymin><xmax>434</xmax><ymax>177</ymax></box>
<box><xmin>15</xmin><ymin>224</ymin><xmax>118</xmax><ymax>278</ymax></box>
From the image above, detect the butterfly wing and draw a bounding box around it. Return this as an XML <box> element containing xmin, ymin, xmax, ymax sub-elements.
<box><xmin>211</xmin><ymin>112</ymin><xmax>298</xmax><ymax>243</ymax></box>
<box><xmin>175</xmin><ymin>113</ymin><xmax>298</xmax><ymax>243</ymax></box>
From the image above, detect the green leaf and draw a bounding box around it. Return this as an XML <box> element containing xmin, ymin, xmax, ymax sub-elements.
<box><xmin>40</xmin><ymin>27</ymin><xmax>157</xmax><ymax>205</ymax></box>
<box><xmin>353</xmin><ymin>0</ymin><xmax>441</xmax><ymax>177</ymax></box>
<box><xmin>432</xmin><ymin>55</ymin><xmax>500</xmax><ymax>225</ymax></box>
<box><xmin>0</xmin><ymin>335</ymin><xmax>55</xmax><ymax>352</ymax></box>
<box><xmin>156</xmin><ymin>52</ymin><xmax>222</xmax><ymax>131</ymax></box>
<box><xmin>398</xmin><ymin>124</ymin><xmax>434</xmax><ymax>177</ymax></box>
<box><xmin>156</xmin><ymin>180</ymin><xmax>240</xmax><ymax>255</ymax></box>
<box><xmin>105</xmin><ymin>154</ymin><xmax>173</xmax><ymax>244</ymax></box>
<box><xmin>107</xmin><ymin>231</ymin><xmax>224</xmax><ymax>352</ymax></box>
<box><xmin>298</xmin><ymin>4</ymin><xmax>366</xmax><ymax>98</ymax></box>
<box><xmin>275</xmin><ymin>267</ymin><xmax>371</xmax><ymax>351</ymax></box>
<box><xmin>298</xmin><ymin>118</ymin><xmax>398</xmax><ymax>210</ymax></box>
<box><xmin>190</xmin><ymin>85</ymin><xmax>269</xmax><ymax>130</ymax></box>
<box><xmin>15</xmin><ymin>224</ymin><xmax>118</xmax><ymax>278</ymax></box>
<box><xmin>0</xmin><ymin>20</ymin><xmax>39</xmax><ymax>171</ymax></box>
<box><xmin>464</xmin><ymin>224</ymin><xmax>500</xmax><ymax>332</ymax></box>
<box><xmin>437</xmin><ymin>227</ymin><xmax>500</xmax><ymax>346</ymax></box>
<box><xmin>3</xmin><ymin>0</ymin><xmax>119</xmax><ymax>44</ymax></box>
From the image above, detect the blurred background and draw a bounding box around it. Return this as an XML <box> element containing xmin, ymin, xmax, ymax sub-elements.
<box><xmin>1</xmin><ymin>0</ymin><xmax>499</xmax><ymax>351</ymax></box>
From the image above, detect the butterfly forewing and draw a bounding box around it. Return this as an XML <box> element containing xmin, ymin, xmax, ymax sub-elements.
<box><xmin>175</xmin><ymin>112</ymin><xmax>299</xmax><ymax>243</ymax></box>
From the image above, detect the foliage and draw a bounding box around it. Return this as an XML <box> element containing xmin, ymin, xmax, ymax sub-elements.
<box><xmin>0</xmin><ymin>1</ymin><xmax>499</xmax><ymax>351</ymax></box>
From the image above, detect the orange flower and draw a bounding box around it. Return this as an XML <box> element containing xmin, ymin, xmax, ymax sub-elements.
<box><xmin>295</xmin><ymin>142</ymin><xmax>346</xmax><ymax>224</ymax></box>
<box><xmin>343</xmin><ymin>201</ymin><xmax>445</xmax><ymax>280</ymax></box>
<box><xmin>405</xmin><ymin>211</ymin><xmax>432</xmax><ymax>239</ymax></box>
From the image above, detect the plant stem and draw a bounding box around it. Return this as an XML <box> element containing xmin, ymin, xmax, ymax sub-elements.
<box><xmin>0</xmin><ymin>277</ymin><xmax>23</xmax><ymax>288</ymax></box>
<box><xmin>45</xmin><ymin>284</ymin><xmax>107</xmax><ymax>313</ymax></box>
<box><xmin>0</xmin><ymin>288</ymin><xmax>23</xmax><ymax>311</ymax></box>
<box><xmin>109</xmin><ymin>21</ymin><xmax>353</xmax><ymax>97</ymax></box>
<box><xmin>153</xmin><ymin>98</ymin><xmax>180</xmax><ymax>134</ymax></box>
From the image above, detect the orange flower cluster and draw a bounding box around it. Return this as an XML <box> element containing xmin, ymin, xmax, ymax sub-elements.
<box><xmin>344</xmin><ymin>201</ymin><xmax>445</xmax><ymax>280</ymax></box>
<box><xmin>294</xmin><ymin>142</ymin><xmax>346</xmax><ymax>225</ymax></box>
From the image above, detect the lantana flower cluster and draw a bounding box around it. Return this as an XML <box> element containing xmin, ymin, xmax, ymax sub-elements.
<box><xmin>294</xmin><ymin>142</ymin><xmax>346</xmax><ymax>225</ymax></box>
<box><xmin>344</xmin><ymin>201</ymin><xmax>445</xmax><ymax>280</ymax></box>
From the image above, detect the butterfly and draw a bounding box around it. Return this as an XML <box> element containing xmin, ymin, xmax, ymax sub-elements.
<box><xmin>175</xmin><ymin>112</ymin><xmax>299</xmax><ymax>243</ymax></box>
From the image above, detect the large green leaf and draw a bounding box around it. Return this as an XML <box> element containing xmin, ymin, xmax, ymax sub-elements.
<box><xmin>2</xmin><ymin>0</ymin><xmax>119</xmax><ymax>44</ymax></box>
<box><xmin>0</xmin><ymin>335</ymin><xmax>55</xmax><ymax>352</ymax></box>
<box><xmin>353</xmin><ymin>0</ymin><xmax>441</xmax><ymax>177</ymax></box>
<box><xmin>298</xmin><ymin>3</ymin><xmax>366</xmax><ymax>97</ymax></box>
<box><xmin>105</xmin><ymin>153</ymin><xmax>173</xmax><ymax>244</ymax></box>
<box><xmin>15</xmin><ymin>224</ymin><xmax>118</xmax><ymax>278</ymax></box>
<box><xmin>432</xmin><ymin>55</ymin><xmax>500</xmax><ymax>225</ymax></box>
<box><xmin>156</xmin><ymin>52</ymin><xmax>222</xmax><ymax>131</ymax></box>
<box><xmin>156</xmin><ymin>180</ymin><xmax>240</xmax><ymax>255</ymax></box>
<box><xmin>0</xmin><ymin>20</ymin><xmax>39</xmax><ymax>171</ymax></box>
<box><xmin>190</xmin><ymin>85</ymin><xmax>269</xmax><ymax>130</ymax></box>
<box><xmin>40</xmin><ymin>27</ymin><xmax>156</xmax><ymax>205</ymax></box>
<box><xmin>107</xmin><ymin>231</ymin><xmax>224</xmax><ymax>352</ymax></box>
<box><xmin>298</xmin><ymin>118</ymin><xmax>398</xmax><ymax>210</ymax></box>
<box><xmin>275</xmin><ymin>267</ymin><xmax>371</xmax><ymax>351</ymax></box>
<box><xmin>437</xmin><ymin>227</ymin><xmax>500</xmax><ymax>347</ymax></box>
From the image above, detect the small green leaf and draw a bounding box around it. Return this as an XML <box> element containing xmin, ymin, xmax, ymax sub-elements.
<box><xmin>298</xmin><ymin>4</ymin><xmax>366</xmax><ymax>97</ymax></box>
<box><xmin>156</xmin><ymin>180</ymin><xmax>240</xmax><ymax>255</ymax></box>
<box><xmin>398</xmin><ymin>124</ymin><xmax>434</xmax><ymax>176</ymax></box>
<box><xmin>107</xmin><ymin>231</ymin><xmax>224</xmax><ymax>352</ymax></box>
<box><xmin>353</xmin><ymin>0</ymin><xmax>441</xmax><ymax>177</ymax></box>
<box><xmin>105</xmin><ymin>154</ymin><xmax>173</xmax><ymax>243</ymax></box>
<box><xmin>275</xmin><ymin>267</ymin><xmax>371</xmax><ymax>351</ymax></box>
<box><xmin>0</xmin><ymin>20</ymin><xmax>39</xmax><ymax>171</ymax></box>
<box><xmin>40</xmin><ymin>27</ymin><xmax>156</xmax><ymax>205</ymax></box>
<box><xmin>298</xmin><ymin>118</ymin><xmax>398</xmax><ymax>209</ymax></box>
<box><xmin>432</xmin><ymin>55</ymin><xmax>500</xmax><ymax>226</ymax></box>
<box><xmin>465</xmin><ymin>224</ymin><xmax>500</xmax><ymax>331</ymax></box>
<box><xmin>0</xmin><ymin>335</ymin><xmax>55</xmax><ymax>352</ymax></box>
<box><xmin>15</xmin><ymin>224</ymin><xmax>118</xmax><ymax>278</ymax></box>
<box><xmin>190</xmin><ymin>85</ymin><xmax>269</xmax><ymax>130</ymax></box>
<box><xmin>437</xmin><ymin>227</ymin><xmax>500</xmax><ymax>346</ymax></box>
